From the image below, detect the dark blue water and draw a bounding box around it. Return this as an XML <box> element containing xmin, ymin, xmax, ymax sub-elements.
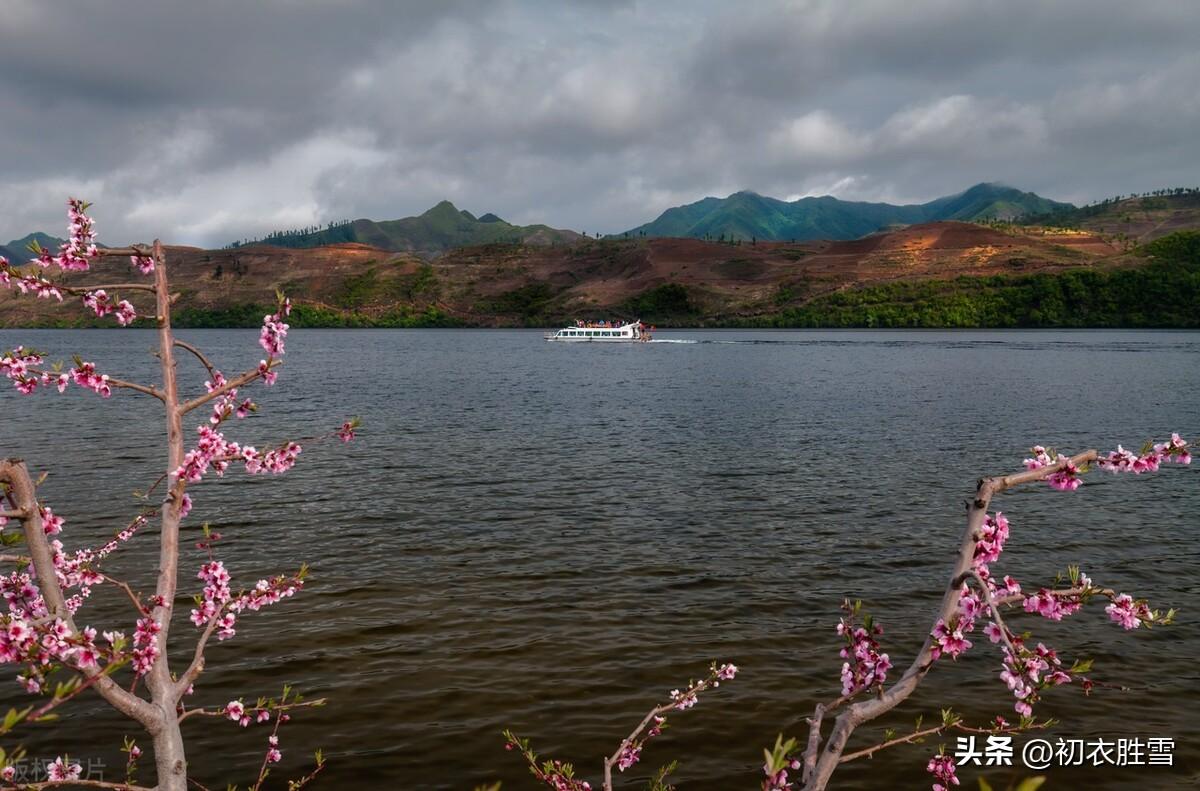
<box><xmin>0</xmin><ymin>329</ymin><xmax>1197</xmax><ymax>789</ymax></box>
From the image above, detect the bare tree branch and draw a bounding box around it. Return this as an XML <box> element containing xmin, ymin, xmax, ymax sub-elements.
<box><xmin>799</xmin><ymin>450</ymin><xmax>1099</xmax><ymax>790</ymax></box>
<box><xmin>172</xmin><ymin>340</ymin><xmax>218</xmax><ymax>380</ymax></box>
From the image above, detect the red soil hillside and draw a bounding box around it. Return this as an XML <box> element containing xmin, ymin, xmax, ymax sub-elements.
<box><xmin>0</xmin><ymin>221</ymin><xmax>1153</xmax><ymax>327</ymax></box>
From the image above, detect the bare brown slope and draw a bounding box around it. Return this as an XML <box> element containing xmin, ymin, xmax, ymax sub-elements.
<box><xmin>1026</xmin><ymin>192</ymin><xmax>1200</xmax><ymax>244</ymax></box>
<box><xmin>0</xmin><ymin>221</ymin><xmax>1140</xmax><ymax>326</ymax></box>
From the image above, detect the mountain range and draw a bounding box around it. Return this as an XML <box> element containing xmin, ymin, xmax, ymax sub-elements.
<box><xmin>615</xmin><ymin>183</ymin><xmax>1073</xmax><ymax>241</ymax></box>
<box><xmin>225</xmin><ymin>200</ymin><xmax>580</xmax><ymax>257</ymax></box>
<box><xmin>1</xmin><ymin>183</ymin><xmax>1071</xmax><ymax>261</ymax></box>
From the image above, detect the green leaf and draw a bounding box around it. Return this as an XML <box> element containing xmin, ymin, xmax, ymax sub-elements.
<box><xmin>1014</xmin><ymin>777</ymin><xmax>1047</xmax><ymax>791</ymax></box>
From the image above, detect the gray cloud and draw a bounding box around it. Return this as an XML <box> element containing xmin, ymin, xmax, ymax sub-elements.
<box><xmin>1</xmin><ymin>0</ymin><xmax>1197</xmax><ymax>247</ymax></box>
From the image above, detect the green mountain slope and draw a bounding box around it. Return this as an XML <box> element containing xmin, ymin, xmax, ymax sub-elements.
<box><xmin>0</xmin><ymin>232</ymin><xmax>65</xmax><ymax>265</ymax></box>
<box><xmin>618</xmin><ymin>183</ymin><xmax>1072</xmax><ymax>241</ymax></box>
<box><xmin>229</xmin><ymin>201</ymin><xmax>579</xmax><ymax>257</ymax></box>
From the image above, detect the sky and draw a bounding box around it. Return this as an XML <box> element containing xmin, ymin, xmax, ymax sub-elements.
<box><xmin>1</xmin><ymin>0</ymin><xmax>1198</xmax><ymax>247</ymax></box>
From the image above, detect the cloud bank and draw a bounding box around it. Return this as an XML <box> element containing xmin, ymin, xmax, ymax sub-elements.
<box><xmin>1</xmin><ymin>0</ymin><xmax>1197</xmax><ymax>246</ymax></box>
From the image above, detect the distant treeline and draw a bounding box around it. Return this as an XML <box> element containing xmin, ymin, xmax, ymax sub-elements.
<box><xmin>1022</xmin><ymin>188</ymin><xmax>1200</xmax><ymax>226</ymax></box>
<box><xmin>715</xmin><ymin>231</ymin><xmax>1200</xmax><ymax>329</ymax></box>
<box><xmin>224</xmin><ymin>220</ymin><xmax>356</xmax><ymax>250</ymax></box>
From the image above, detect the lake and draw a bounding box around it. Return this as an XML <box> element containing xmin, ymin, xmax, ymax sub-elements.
<box><xmin>0</xmin><ymin>328</ymin><xmax>1197</xmax><ymax>789</ymax></box>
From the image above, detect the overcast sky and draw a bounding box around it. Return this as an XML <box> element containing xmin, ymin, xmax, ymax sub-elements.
<box><xmin>2</xmin><ymin>0</ymin><xmax>1197</xmax><ymax>247</ymax></box>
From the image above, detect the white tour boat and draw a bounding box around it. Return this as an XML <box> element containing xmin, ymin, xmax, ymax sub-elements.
<box><xmin>544</xmin><ymin>320</ymin><xmax>651</xmax><ymax>342</ymax></box>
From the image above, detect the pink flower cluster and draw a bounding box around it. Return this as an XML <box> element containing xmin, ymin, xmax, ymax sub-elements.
<box><xmin>930</xmin><ymin>617</ymin><xmax>972</xmax><ymax>661</ymax></box>
<box><xmin>1099</xmin><ymin>434</ymin><xmax>1191</xmax><ymax>473</ymax></box>
<box><xmin>176</xmin><ymin>424</ymin><xmax>302</xmax><ymax>485</ymax></box>
<box><xmin>190</xmin><ymin>566</ymin><xmax>303</xmax><ymax>643</ymax></box>
<box><xmin>926</xmin><ymin>753</ymin><xmax>959</xmax><ymax>791</ymax></box>
<box><xmin>202</xmin><ymin>370</ymin><xmax>255</xmax><ymax>426</ymax></box>
<box><xmin>1023</xmin><ymin>445</ymin><xmax>1080</xmax><ymax>489</ymax></box>
<box><xmin>1047</xmin><ymin>455</ymin><xmax>1081</xmax><ymax>491</ymax></box>
<box><xmin>973</xmin><ymin>511</ymin><xmax>1009</xmax><ymax>567</ymax></box>
<box><xmin>259</xmin><ymin>300</ymin><xmax>291</xmax><ymax>357</ymax></box>
<box><xmin>82</xmin><ymin>289</ymin><xmax>137</xmax><ymax>326</ymax></box>
<box><xmin>1105</xmin><ymin>593</ymin><xmax>1152</xmax><ymax>630</ymax></box>
<box><xmin>1</xmin><ymin>347</ymin><xmax>65</xmax><ymax>395</ymax></box>
<box><xmin>1022</xmin><ymin>445</ymin><xmax>1053</xmax><ymax>469</ymax></box>
<box><xmin>131</xmin><ymin>617</ymin><xmax>161</xmax><ymax>676</ymax></box>
<box><xmin>1023</xmin><ymin>584</ymin><xmax>1085</xmax><ymax>621</ymax></box>
<box><xmin>191</xmin><ymin>560</ymin><xmax>235</xmax><ymax>638</ymax></box>
<box><xmin>338</xmin><ymin>420</ymin><xmax>356</xmax><ymax>442</ymax></box>
<box><xmin>836</xmin><ymin>610</ymin><xmax>891</xmax><ymax>695</ymax></box>
<box><xmin>0</xmin><ymin>260</ymin><xmax>64</xmax><ymax>301</ymax></box>
<box><xmin>32</xmin><ymin>199</ymin><xmax>100</xmax><ymax>271</ymax></box>
<box><xmin>71</xmin><ymin>361</ymin><xmax>112</xmax><ymax>397</ymax></box>
<box><xmin>131</xmin><ymin>254</ymin><xmax>155</xmax><ymax>274</ymax></box>
<box><xmin>999</xmin><ymin>641</ymin><xmax>1071</xmax><ymax>718</ymax></box>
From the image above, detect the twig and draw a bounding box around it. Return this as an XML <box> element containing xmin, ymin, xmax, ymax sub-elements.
<box><xmin>60</xmin><ymin>283</ymin><xmax>157</xmax><ymax>294</ymax></box>
<box><xmin>838</xmin><ymin>719</ymin><xmax>1052</xmax><ymax>764</ymax></box>
<box><xmin>961</xmin><ymin>569</ymin><xmax>1021</xmax><ymax>659</ymax></box>
<box><xmin>994</xmin><ymin>585</ymin><xmax>1116</xmax><ymax>608</ymax></box>
<box><xmin>6</xmin><ymin>780</ymin><xmax>155</xmax><ymax>790</ymax></box>
<box><xmin>177</xmin><ymin>360</ymin><xmax>281</xmax><ymax>417</ymax></box>
<box><xmin>175</xmin><ymin>616</ymin><xmax>222</xmax><ymax>701</ymax></box>
<box><xmin>28</xmin><ymin>367</ymin><xmax>163</xmax><ymax>401</ymax></box>
<box><xmin>102</xmin><ymin>574</ymin><xmax>149</xmax><ymax>615</ymax></box>
<box><xmin>173</xmin><ymin>340</ymin><xmax>217</xmax><ymax>379</ymax></box>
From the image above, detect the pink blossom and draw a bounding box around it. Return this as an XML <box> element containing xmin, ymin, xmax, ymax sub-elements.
<box><xmin>114</xmin><ymin>300</ymin><xmax>137</xmax><ymax>326</ymax></box>
<box><xmin>131</xmin><ymin>254</ymin><xmax>155</xmax><ymax>274</ymax></box>
<box><xmin>225</xmin><ymin>700</ymin><xmax>245</xmax><ymax>721</ymax></box>
<box><xmin>616</xmin><ymin>743</ymin><xmax>640</xmax><ymax>771</ymax></box>
<box><xmin>1023</xmin><ymin>445</ymin><xmax>1052</xmax><ymax>469</ymax></box>
<box><xmin>259</xmin><ymin>311</ymin><xmax>289</xmax><ymax>356</ymax></box>
<box><xmin>930</xmin><ymin>618</ymin><xmax>971</xmax><ymax>660</ymax></box>
<box><xmin>1023</xmin><ymin>589</ymin><xmax>1068</xmax><ymax>621</ymax></box>
<box><xmin>39</xmin><ymin>505</ymin><xmax>64</xmax><ymax>536</ymax></box>
<box><xmin>258</xmin><ymin>360</ymin><xmax>277</xmax><ymax>385</ymax></box>
<box><xmin>1105</xmin><ymin>593</ymin><xmax>1149</xmax><ymax>630</ymax></box>
<box><xmin>926</xmin><ymin>753</ymin><xmax>959</xmax><ymax>791</ymax></box>
<box><xmin>973</xmin><ymin>511</ymin><xmax>1009</xmax><ymax>567</ymax></box>
<box><xmin>71</xmin><ymin>361</ymin><xmax>112</xmax><ymax>397</ymax></box>
<box><xmin>836</xmin><ymin>612</ymin><xmax>890</xmax><ymax>694</ymax></box>
<box><xmin>131</xmin><ymin>617</ymin><xmax>161</xmax><ymax>676</ymax></box>
<box><xmin>1046</xmin><ymin>455</ymin><xmax>1081</xmax><ymax>491</ymax></box>
<box><xmin>47</xmin><ymin>756</ymin><xmax>82</xmax><ymax>782</ymax></box>
<box><xmin>337</xmin><ymin>420</ymin><xmax>356</xmax><ymax>442</ymax></box>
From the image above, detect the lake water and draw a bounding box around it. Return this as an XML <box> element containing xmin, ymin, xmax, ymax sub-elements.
<box><xmin>0</xmin><ymin>328</ymin><xmax>1197</xmax><ymax>790</ymax></box>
